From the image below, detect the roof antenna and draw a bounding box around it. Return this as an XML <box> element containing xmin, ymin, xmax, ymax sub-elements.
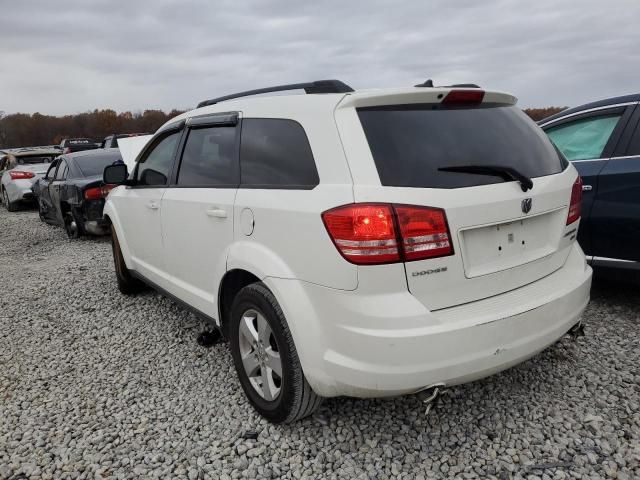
<box><xmin>415</xmin><ymin>79</ymin><xmax>434</xmax><ymax>87</ymax></box>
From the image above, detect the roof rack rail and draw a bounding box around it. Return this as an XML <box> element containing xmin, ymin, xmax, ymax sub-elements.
<box><xmin>197</xmin><ymin>79</ymin><xmax>354</xmax><ymax>108</ymax></box>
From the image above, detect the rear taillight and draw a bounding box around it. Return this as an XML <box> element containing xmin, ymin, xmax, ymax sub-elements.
<box><xmin>322</xmin><ymin>203</ymin><xmax>453</xmax><ymax>265</ymax></box>
<box><xmin>567</xmin><ymin>176</ymin><xmax>582</xmax><ymax>225</ymax></box>
<box><xmin>442</xmin><ymin>89</ymin><xmax>485</xmax><ymax>105</ymax></box>
<box><xmin>395</xmin><ymin>205</ymin><xmax>453</xmax><ymax>260</ymax></box>
<box><xmin>84</xmin><ymin>184</ymin><xmax>116</xmax><ymax>200</ymax></box>
<box><xmin>321</xmin><ymin>204</ymin><xmax>400</xmax><ymax>264</ymax></box>
<box><xmin>9</xmin><ymin>171</ymin><xmax>35</xmax><ymax>180</ymax></box>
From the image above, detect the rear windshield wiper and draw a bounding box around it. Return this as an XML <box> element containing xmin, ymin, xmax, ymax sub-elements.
<box><xmin>438</xmin><ymin>164</ymin><xmax>533</xmax><ymax>192</ymax></box>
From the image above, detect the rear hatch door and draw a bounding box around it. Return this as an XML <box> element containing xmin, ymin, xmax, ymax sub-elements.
<box><xmin>338</xmin><ymin>89</ymin><xmax>579</xmax><ymax>311</ymax></box>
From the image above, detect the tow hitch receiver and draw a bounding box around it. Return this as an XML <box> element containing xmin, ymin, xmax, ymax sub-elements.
<box><xmin>417</xmin><ymin>384</ymin><xmax>447</xmax><ymax>416</ymax></box>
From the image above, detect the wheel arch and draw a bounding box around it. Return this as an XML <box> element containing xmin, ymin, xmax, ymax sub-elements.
<box><xmin>103</xmin><ymin>206</ymin><xmax>134</xmax><ymax>270</ymax></box>
<box><xmin>217</xmin><ymin>268</ymin><xmax>261</xmax><ymax>339</ymax></box>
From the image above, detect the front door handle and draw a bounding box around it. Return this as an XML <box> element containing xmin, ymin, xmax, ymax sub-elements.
<box><xmin>206</xmin><ymin>208</ymin><xmax>227</xmax><ymax>218</ymax></box>
<box><xmin>582</xmin><ymin>185</ymin><xmax>593</xmax><ymax>192</ymax></box>
<box><xmin>146</xmin><ymin>201</ymin><xmax>159</xmax><ymax>210</ymax></box>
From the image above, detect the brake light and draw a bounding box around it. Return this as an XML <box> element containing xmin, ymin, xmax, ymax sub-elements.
<box><xmin>442</xmin><ymin>89</ymin><xmax>485</xmax><ymax>105</ymax></box>
<box><xmin>84</xmin><ymin>184</ymin><xmax>116</xmax><ymax>200</ymax></box>
<box><xmin>322</xmin><ymin>203</ymin><xmax>453</xmax><ymax>265</ymax></box>
<box><xmin>567</xmin><ymin>176</ymin><xmax>582</xmax><ymax>225</ymax></box>
<box><xmin>9</xmin><ymin>171</ymin><xmax>35</xmax><ymax>180</ymax></box>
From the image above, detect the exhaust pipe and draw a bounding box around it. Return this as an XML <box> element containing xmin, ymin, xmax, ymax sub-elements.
<box><xmin>416</xmin><ymin>383</ymin><xmax>447</xmax><ymax>416</ymax></box>
<box><xmin>568</xmin><ymin>322</ymin><xmax>585</xmax><ymax>340</ymax></box>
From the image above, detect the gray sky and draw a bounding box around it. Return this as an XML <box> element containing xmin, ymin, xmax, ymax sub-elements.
<box><xmin>1</xmin><ymin>0</ymin><xmax>638</xmax><ymax>115</ymax></box>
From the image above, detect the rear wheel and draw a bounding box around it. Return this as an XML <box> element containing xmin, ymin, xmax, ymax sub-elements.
<box><xmin>111</xmin><ymin>227</ymin><xmax>145</xmax><ymax>294</ymax></box>
<box><xmin>229</xmin><ymin>282</ymin><xmax>322</xmax><ymax>423</ymax></box>
<box><xmin>2</xmin><ymin>189</ymin><xmax>18</xmax><ymax>212</ymax></box>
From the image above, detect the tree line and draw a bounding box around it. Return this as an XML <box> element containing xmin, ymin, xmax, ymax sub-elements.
<box><xmin>0</xmin><ymin>106</ymin><xmax>566</xmax><ymax>149</ymax></box>
<box><xmin>0</xmin><ymin>109</ymin><xmax>186</xmax><ymax>149</ymax></box>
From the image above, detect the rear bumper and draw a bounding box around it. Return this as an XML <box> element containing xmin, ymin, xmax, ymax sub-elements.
<box><xmin>5</xmin><ymin>180</ymin><xmax>36</xmax><ymax>203</ymax></box>
<box><xmin>266</xmin><ymin>243</ymin><xmax>592</xmax><ymax>398</ymax></box>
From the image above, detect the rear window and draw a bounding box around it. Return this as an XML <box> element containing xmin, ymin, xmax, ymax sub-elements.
<box><xmin>358</xmin><ymin>104</ymin><xmax>566</xmax><ymax>189</ymax></box>
<box><xmin>75</xmin><ymin>154</ymin><xmax>122</xmax><ymax>177</ymax></box>
<box><xmin>17</xmin><ymin>156</ymin><xmax>54</xmax><ymax>165</ymax></box>
<box><xmin>240</xmin><ymin>119</ymin><xmax>319</xmax><ymax>188</ymax></box>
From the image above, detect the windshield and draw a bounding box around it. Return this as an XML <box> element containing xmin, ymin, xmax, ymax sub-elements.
<box><xmin>357</xmin><ymin>104</ymin><xmax>566</xmax><ymax>189</ymax></box>
<box><xmin>75</xmin><ymin>154</ymin><xmax>121</xmax><ymax>177</ymax></box>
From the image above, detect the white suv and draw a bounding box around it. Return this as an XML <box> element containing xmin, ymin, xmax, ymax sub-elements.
<box><xmin>102</xmin><ymin>80</ymin><xmax>592</xmax><ymax>423</ymax></box>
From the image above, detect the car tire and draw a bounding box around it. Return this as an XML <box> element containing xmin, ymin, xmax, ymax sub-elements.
<box><xmin>229</xmin><ymin>282</ymin><xmax>322</xmax><ymax>423</ymax></box>
<box><xmin>63</xmin><ymin>212</ymin><xmax>83</xmax><ymax>239</ymax></box>
<box><xmin>38</xmin><ymin>201</ymin><xmax>47</xmax><ymax>222</ymax></box>
<box><xmin>2</xmin><ymin>189</ymin><xmax>18</xmax><ymax>212</ymax></box>
<box><xmin>111</xmin><ymin>227</ymin><xmax>145</xmax><ymax>295</ymax></box>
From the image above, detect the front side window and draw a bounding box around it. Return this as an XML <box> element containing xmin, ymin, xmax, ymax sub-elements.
<box><xmin>546</xmin><ymin>114</ymin><xmax>622</xmax><ymax>161</ymax></box>
<box><xmin>136</xmin><ymin>131</ymin><xmax>180</xmax><ymax>186</ymax></box>
<box><xmin>240</xmin><ymin>119</ymin><xmax>319</xmax><ymax>188</ymax></box>
<box><xmin>177</xmin><ymin>126</ymin><xmax>237</xmax><ymax>186</ymax></box>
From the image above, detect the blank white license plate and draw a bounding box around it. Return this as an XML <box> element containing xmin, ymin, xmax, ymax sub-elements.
<box><xmin>460</xmin><ymin>211</ymin><xmax>563</xmax><ymax>278</ymax></box>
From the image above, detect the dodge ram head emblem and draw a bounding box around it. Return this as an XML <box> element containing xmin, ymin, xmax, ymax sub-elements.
<box><xmin>521</xmin><ymin>198</ymin><xmax>532</xmax><ymax>214</ymax></box>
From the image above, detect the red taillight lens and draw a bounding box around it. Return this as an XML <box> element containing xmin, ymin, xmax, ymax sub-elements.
<box><xmin>395</xmin><ymin>205</ymin><xmax>453</xmax><ymax>260</ymax></box>
<box><xmin>442</xmin><ymin>89</ymin><xmax>485</xmax><ymax>105</ymax></box>
<box><xmin>84</xmin><ymin>184</ymin><xmax>116</xmax><ymax>200</ymax></box>
<box><xmin>322</xmin><ymin>204</ymin><xmax>400</xmax><ymax>264</ymax></box>
<box><xmin>322</xmin><ymin>203</ymin><xmax>453</xmax><ymax>265</ymax></box>
<box><xmin>9</xmin><ymin>170</ymin><xmax>35</xmax><ymax>180</ymax></box>
<box><xmin>567</xmin><ymin>176</ymin><xmax>582</xmax><ymax>225</ymax></box>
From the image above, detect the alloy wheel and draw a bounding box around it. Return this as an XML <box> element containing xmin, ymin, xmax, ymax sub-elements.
<box><xmin>237</xmin><ymin>308</ymin><xmax>283</xmax><ymax>401</ymax></box>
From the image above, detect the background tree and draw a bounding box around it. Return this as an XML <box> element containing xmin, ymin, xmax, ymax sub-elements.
<box><xmin>0</xmin><ymin>109</ymin><xmax>185</xmax><ymax>149</ymax></box>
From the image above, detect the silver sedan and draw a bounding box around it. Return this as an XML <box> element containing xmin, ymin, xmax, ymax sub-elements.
<box><xmin>0</xmin><ymin>147</ymin><xmax>60</xmax><ymax>211</ymax></box>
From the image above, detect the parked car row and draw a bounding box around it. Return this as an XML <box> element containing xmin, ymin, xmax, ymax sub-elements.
<box><xmin>2</xmin><ymin>80</ymin><xmax>635</xmax><ymax>424</ymax></box>
<box><xmin>1</xmin><ymin>136</ymin><xmax>142</xmax><ymax>232</ymax></box>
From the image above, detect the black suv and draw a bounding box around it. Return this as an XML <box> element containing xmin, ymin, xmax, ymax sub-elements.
<box><xmin>540</xmin><ymin>94</ymin><xmax>640</xmax><ymax>270</ymax></box>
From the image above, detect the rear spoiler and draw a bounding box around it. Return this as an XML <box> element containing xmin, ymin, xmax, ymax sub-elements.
<box><xmin>336</xmin><ymin>87</ymin><xmax>517</xmax><ymax>110</ymax></box>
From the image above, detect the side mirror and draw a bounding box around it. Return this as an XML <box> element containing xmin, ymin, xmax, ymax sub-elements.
<box><xmin>103</xmin><ymin>163</ymin><xmax>128</xmax><ymax>185</ymax></box>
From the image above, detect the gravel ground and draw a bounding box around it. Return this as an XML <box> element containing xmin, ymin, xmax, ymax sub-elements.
<box><xmin>0</xmin><ymin>207</ymin><xmax>638</xmax><ymax>480</ymax></box>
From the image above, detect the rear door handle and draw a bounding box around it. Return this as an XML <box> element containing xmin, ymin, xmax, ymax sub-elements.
<box><xmin>146</xmin><ymin>201</ymin><xmax>159</xmax><ymax>210</ymax></box>
<box><xmin>206</xmin><ymin>208</ymin><xmax>227</xmax><ymax>218</ymax></box>
<box><xmin>582</xmin><ymin>185</ymin><xmax>593</xmax><ymax>192</ymax></box>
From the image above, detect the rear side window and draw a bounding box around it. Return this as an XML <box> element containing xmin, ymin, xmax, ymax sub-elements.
<box><xmin>546</xmin><ymin>114</ymin><xmax>622</xmax><ymax>161</ymax></box>
<box><xmin>177</xmin><ymin>126</ymin><xmax>238</xmax><ymax>186</ymax></box>
<box><xmin>75</xmin><ymin>153</ymin><xmax>122</xmax><ymax>177</ymax></box>
<box><xmin>240</xmin><ymin>119</ymin><xmax>319</xmax><ymax>188</ymax></box>
<box><xmin>358</xmin><ymin>105</ymin><xmax>565</xmax><ymax>189</ymax></box>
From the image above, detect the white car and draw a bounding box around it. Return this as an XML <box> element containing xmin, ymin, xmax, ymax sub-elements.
<box><xmin>102</xmin><ymin>80</ymin><xmax>592</xmax><ymax>423</ymax></box>
<box><xmin>1</xmin><ymin>147</ymin><xmax>60</xmax><ymax>211</ymax></box>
